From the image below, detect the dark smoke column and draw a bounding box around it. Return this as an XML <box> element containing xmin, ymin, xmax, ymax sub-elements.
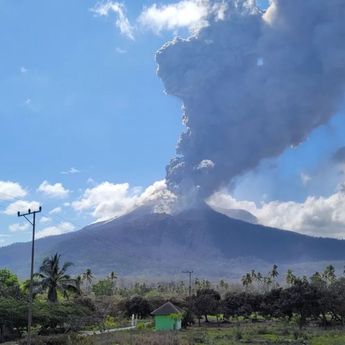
<box><xmin>156</xmin><ymin>0</ymin><xmax>345</xmax><ymax>202</ymax></box>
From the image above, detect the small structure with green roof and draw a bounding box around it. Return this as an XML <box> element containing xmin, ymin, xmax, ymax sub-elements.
<box><xmin>151</xmin><ymin>301</ymin><xmax>183</xmax><ymax>331</ymax></box>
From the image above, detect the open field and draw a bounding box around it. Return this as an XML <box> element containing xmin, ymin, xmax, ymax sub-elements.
<box><xmin>87</xmin><ymin>322</ymin><xmax>345</xmax><ymax>345</ymax></box>
<box><xmin>4</xmin><ymin>323</ymin><xmax>345</xmax><ymax>345</ymax></box>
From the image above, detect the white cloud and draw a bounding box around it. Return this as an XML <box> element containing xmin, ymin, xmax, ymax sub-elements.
<box><xmin>61</xmin><ymin>167</ymin><xmax>80</xmax><ymax>175</ymax></box>
<box><xmin>87</xmin><ymin>178</ymin><xmax>96</xmax><ymax>185</ymax></box>
<box><xmin>91</xmin><ymin>1</ymin><xmax>135</xmax><ymax>40</ymax></box>
<box><xmin>208</xmin><ymin>189</ymin><xmax>345</xmax><ymax>239</ymax></box>
<box><xmin>0</xmin><ymin>234</ymin><xmax>10</xmax><ymax>245</ymax></box>
<box><xmin>300</xmin><ymin>172</ymin><xmax>312</xmax><ymax>185</ymax></box>
<box><xmin>37</xmin><ymin>180</ymin><xmax>70</xmax><ymax>199</ymax></box>
<box><xmin>0</xmin><ymin>181</ymin><xmax>27</xmax><ymax>200</ymax></box>
<box><xmin>39</xmin><ymin>216</ymin><xmax>51</xmax><ymax>224</ymax></box>
<box><xmin>9</xmin><ymin>223</ymin><xmax>30</xmax><ymax>233</ymax></box>
<box><xmin>91</xmin><ymin>0</ymin><xmax>227</xmax><ymax>39</ymax></box>
<box><xmin>72</xmin><ymin>182</ymin><xmax>137</xmax><ymax>221</ymax></box>
<box><xmin>138</xmin><ymin>0</ymin><xmax>227</xmax><ymax>34</ymax></box>
<box><xmin>0</xmin><ymin>234</ymin><xmax>12</xmax><ymax>246</ymax></box>
<box><xmin>4</xmin><ymin>200</ymin><xmax>40</xmax><ymax>216</ymax></box>
<box><xmin>196</xmin><ymin>159</ymin><xmax>215</xmax><ymax>170</ymax></box>
<box><xmin>49</xmin><ymin>207</ymin><xmax>62</xmax><ymax>215</ymax></box>
<box><xmin>36</xmin><ymin>222</ymin><xmax>75</xmax><ymax>239</ymax></box>
<box><xmin>116</xmin><ymin>47</ymin><xmax>127</xmax><ymax>54</ymax></box>
<box><xmin>20</xmin><ymin>66</ymin><xmax>28</xmax><ymax>74</ymax></box>
<box><xmin>72</xmin><ymin>180</ymin><xmax>176</xmax><ymax>221</ymax></box>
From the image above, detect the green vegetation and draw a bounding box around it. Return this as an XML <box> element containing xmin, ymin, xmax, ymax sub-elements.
<box><xmin>3</xmin><ymin>258</ymin><xmax>345</xmax><ymax>344</ymax></box>
<box><xmin>33</xmin><ymin>254</ymin><xmax>79</xmax><ymax>303</ymax></box>
<box><xmin>77</xmin><ymin>324</ymin><xmax>345</xmax><ymax>345</ymax></box>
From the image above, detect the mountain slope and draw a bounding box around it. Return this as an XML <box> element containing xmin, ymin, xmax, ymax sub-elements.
<box><xmin>212</xmin><ymin>207</ymin><xmax>258</xmax><ymax>224</ymax></box>
<box><xmin>1</xmin><ymin>205</ymin><xmax>345</xmax><ymax>278</ymax></box>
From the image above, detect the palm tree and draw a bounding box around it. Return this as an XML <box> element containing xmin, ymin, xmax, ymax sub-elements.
<box><xmin>271</xmin><ymin>264</ymin><xmax>279</xmax><ymax>279</ymax></box>
<box><xmin>82</xmin><ymin>268</ymin><xmax>93</xmax><ymax>293</ymax></box>
<box><xmin>34</xmin><ymin>253</ymin><xmax>79</xmax><ymax>303</ymax></box>
<box><xmin>75</xmin><ymin>275</ymin><xmax>82</xmax><ymax>291</ymax></box>
<box><xmin>256</xmin><ymin>272</ymin><xmax>263</xmax><ymax>282</ymax></box>
<box><xmin>251</xmin><ymin>270</ymin><xmax>257</xmax><ymax>280</ymax></box>
<box><xmin>241</xmin><ymin>273</ymin><xmax>252</xmax><ymax>289</ymax></box>
<box><xmin>286</xmin><ymin>269</ymin><xmax>297</xmax><ymax>286</ymax></box>
<box><xmin>83</xmin><ymin>268</ymin><xmax>93</xmax><ymax>284</ymax></box>
<box><xmin>109</xmin><ymin>271</ymin><xmax>117</xmax><ymax>282</ymax></box>
<box><xmin>323</xmin><ymin>265</ymin><xmax>336</xmax><ymax>284</ymax></box>
<box><xmin>108</xmin><ymin>271</ymin><xmax>118</xmax><ymax>294</ymax></box>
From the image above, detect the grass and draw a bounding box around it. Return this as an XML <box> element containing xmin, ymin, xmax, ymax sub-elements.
<box><xmin>84</xmin><ymin>321</ymin><xmax>345</xmax><ymax>345</ymax></box>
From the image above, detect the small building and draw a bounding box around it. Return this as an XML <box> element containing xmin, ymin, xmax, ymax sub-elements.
<box><xmin>151</xmin><ymin>301</ymin><xmax>183</xmax><ymax>331</ymax></box>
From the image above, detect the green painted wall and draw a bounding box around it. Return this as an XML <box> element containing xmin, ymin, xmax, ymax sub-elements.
<box><xmin>154</xmin><ymin>315</ymin><xmax>181</xmax><ymax>331</ymax></box>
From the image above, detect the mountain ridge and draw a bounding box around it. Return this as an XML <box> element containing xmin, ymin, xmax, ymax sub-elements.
<box><xmin>1</xmin><ymin>205</ymin><xmax>345</xmax><ymax>279</ymax></box>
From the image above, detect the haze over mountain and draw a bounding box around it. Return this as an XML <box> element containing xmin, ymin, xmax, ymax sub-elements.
<box><xmin>2</xmin><ymin>204</ymin><xmax>345</xmax><ymax>280</ymax></box>
<box><xmin>212</xmin><ymin>207</ymin><xmax>258</xmax><ymax>224</ymax></box>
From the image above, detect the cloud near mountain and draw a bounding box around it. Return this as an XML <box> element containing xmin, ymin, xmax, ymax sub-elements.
<box><xmin>72</xmin><ymin>180</ymin><xmax>175</xmax><ymax>221</ymax></box>
<box><xmin>208</xmin><ymin>188</ymin><xmax>345</xmax><ymax>238</ymax></box>
<box><xmin>71</xmin><ymin>178</ymin><xmax>345</xmax><ymax>239</ymax></box>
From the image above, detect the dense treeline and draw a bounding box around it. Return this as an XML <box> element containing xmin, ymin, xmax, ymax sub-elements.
<box><xmin>112</xmin><ymin>265</ymin><xmax>345</xmax><ymax>329</ymax></box>
<box><xmin>186</xmin><ymin>265</ymin><xmax>345</xmax><ymax>328</ymax></box>
<box><xmin>2</xmin><ymin>255</ymin><xmax>345</xmax><ymax>343</ymax></box>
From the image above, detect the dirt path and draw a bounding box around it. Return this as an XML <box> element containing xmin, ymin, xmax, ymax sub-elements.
<box><xmin>80</xmin><ymin>326</ymin><xmax>136</xmax><ymax>336</ymax></box>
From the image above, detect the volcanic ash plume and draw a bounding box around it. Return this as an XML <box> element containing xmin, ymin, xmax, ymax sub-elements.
<box><xmin>156</xmin><ymin>0</ymin><xmax>345</xmax><ymax>201</ymax></box>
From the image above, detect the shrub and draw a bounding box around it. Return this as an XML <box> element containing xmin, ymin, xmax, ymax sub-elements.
<box><xmin>19</xmin><ymin>334</ymin><xmax>94</xmax><ymax>345</ymax></box>
<box><xmin>92</xmin><ymin>279</ymin><xmax>113</xmax><ymax>296</ymax></box>
<box><xmin>19</xmin><ymin>334</ymin><xmax>70</xmax><ymax>345</ymax></box>
<box><xmin>123</xmin><ymin>296</ymin><xmax>151</xmax><ymax>318</ymax></box>
<box><xmin>234</xmin><ymin>328</ymin><xmax>243</xmax><ymax>340</ymax></box>
<box><xmin>32</xmin><ymin>300</ymin><xmax>95</xmax><ymax>331</ymax></box>
<box><xmin>103</xmin><ymin>315</ymin><xmax>118</xmax><ymax>329</ymax></box>
<box><xmin>136</xmin><ymin>322</ymin><xmax>146</xmax><ymax>330</ymax></box>
<box><xmin>181</xmin><ymin>309</ymin><xmax>194</xmax><ymax>328</ymax></box>
<box><xmin>257</xmin><ymin>326</ymin><xmax>269</xmax><ymax>335</ymax></box>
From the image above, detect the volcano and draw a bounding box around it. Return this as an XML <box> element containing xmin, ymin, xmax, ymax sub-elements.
<box><xmin>2</xmin><ymin>204</ymin><xmax>345</xmax><ymax>279</ymax></box>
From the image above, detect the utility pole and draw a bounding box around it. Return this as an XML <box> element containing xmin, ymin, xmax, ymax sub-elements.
<box><xmin>18</xmin><ymin>206</ymin><xmax>42</xmax><ymax>345</ymax></box>
<box><xmin>182</xmin><ymin>270</ymin><xmax>193</xmax><ymax>298</ymax></box>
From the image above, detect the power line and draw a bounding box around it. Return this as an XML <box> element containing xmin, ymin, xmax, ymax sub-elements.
<box><xmin>3</xmin><ymin>198</ymin><xmax>126</xmax><ymax>276</ymax></box>
<box><xmin>182</xmin><ymin>270</ymin><xmax>193</xmax><ymax>298</ymax></box>
<box><xmin>0</xmin><ymin>191</ymin><xmax>114</xmax><ymax>259</ymax></box>
<box><xmin>0</xmin><ymin>190</ymin><xmax>42</xmax><ymax>216</ymax></box>
<box><xmin>18</xmin><ymin>206</ymin><xmax>42</xmax><ymax>345</ymax></box>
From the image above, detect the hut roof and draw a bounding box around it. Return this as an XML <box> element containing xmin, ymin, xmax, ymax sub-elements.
<box><xmin>151</xmin><ymin>302</ymin><xmax>183</xmax><ymax>316</ymax></box>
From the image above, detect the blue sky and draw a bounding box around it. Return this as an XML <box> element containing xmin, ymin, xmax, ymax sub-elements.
<box><xmin>1</xmin><ymin>0</ymin><xmax>345</xmax><ymax>245</ymax></box>
<box><xmin>0</xmin><ymin>0</ymin><xmax>188</xmax><ymax>245</ymax></box>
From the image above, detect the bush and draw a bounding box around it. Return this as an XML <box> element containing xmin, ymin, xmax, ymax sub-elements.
<box><xmin>19</xmin><ymin>334</ymin><xmax>94</xmax><ymax>345</ymax></box>
<box><xmin>92</xmin><ymin>279</ymin><xmax>113</xmax><ymax>296</ymax></box>
<box><xmin>103</xmin><ymin>315</ymin><xmax>118</xmax><ymax>329</ymax></box>
<box><xmin>181</xmin><ymin>309</ymin><xmax>194</xmax><ymax>328</ymax></box>
<box><xmin>146</xmin><ymin>295</ymin><xmax>166</xmax><ymax>311</ymax></box>
<box><xmin>234</xmin><ymin>328</ymin><xmax>243</xmax><ymax>340</ymax></box>
<box><xmin>136</xmin><ymin>321</ymin><xmax>153</xmax><ymax>330</ymax></box>
<box><xmin>123</xmin><ymin>296</ymin><xmax>151</xmax><ymax>318</ymax></box>
<box><xmin>32</xmin><ymin>300</ymin><xmax>95</xmax><ymax>331</ymax></box>
<box><xmin>19</xmin><ymin>334</ymin><xmax>70</xmax><ymax>345</ymax></box>
<box><xmin>136</xmin><ymin>322</ymin><xmax>146</xmax><ymax>330</ymax></box>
